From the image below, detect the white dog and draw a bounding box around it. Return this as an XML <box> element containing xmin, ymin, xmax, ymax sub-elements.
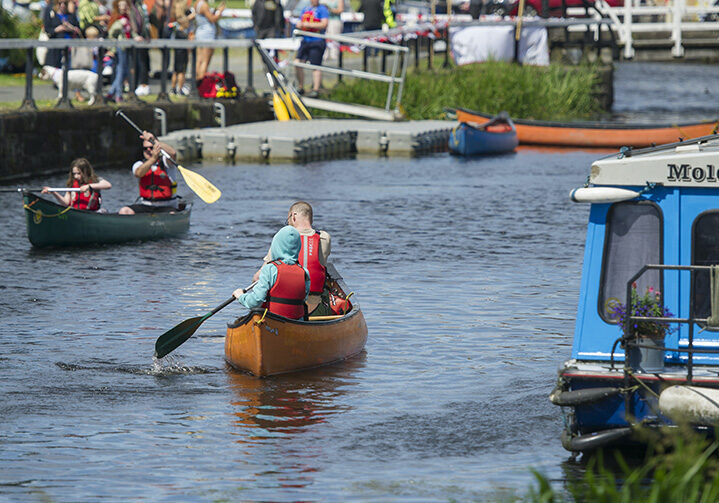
<box><xmin>39</xmin><ymin>65</ymin><xmax>98</xmax><ymax>105</ymax></box>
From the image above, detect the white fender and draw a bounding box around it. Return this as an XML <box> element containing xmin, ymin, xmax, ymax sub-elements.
<box><xmin>658</xmin><ymin>385</ymin><xmax>719</xmax><ymax>426</ymax></box>
<box><xmin>569</xmin><ymin>187</ymin><xmax>641</xmax><ymax>204</ymax></box>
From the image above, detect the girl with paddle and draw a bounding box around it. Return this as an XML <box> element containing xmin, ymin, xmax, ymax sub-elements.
<box><xmin>42</xmin><ymin>158</ymin><xmax>112</xmax><ymax>211</ymax></box>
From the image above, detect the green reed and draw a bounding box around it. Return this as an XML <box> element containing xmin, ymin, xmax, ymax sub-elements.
<box><xmin>325</xmin><ymin>61</ymin><xmax>602</xmax><ymax>121</ymax></box>
<box><xmin>526</xmin><ymin>427</ymin><xmax>719</xmax><ymax>503</ymax></box>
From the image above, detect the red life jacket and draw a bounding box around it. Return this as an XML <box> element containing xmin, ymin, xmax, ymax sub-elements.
<box><xmin>298</xmin><ymin>232</ymin><xmax>326</xmax><ymax>295</ymax></box>
<box><xmin>138</xmin><ymin>161</ymin><xmax>177</xmax><ymax>201</ymax></box>
<box><xmin>70</xmin><ymin>179</ymin><xmax>101</xmax><ymax>211</ymax></box>
<box><xmin>263</xmin><ymin>260</ymin><xmax>307</xmax><ymax>319</ymax></box>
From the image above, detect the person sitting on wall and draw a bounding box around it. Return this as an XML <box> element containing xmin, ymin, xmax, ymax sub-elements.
<box><xmin>234</xmin><ymin>226</ymin><xmax>310</xmax><ymax>320</ymax></box>
<box><xmin>119</xmin><ymin>130</ymin><xmax>184</xmax><ymax>214</ymax></box>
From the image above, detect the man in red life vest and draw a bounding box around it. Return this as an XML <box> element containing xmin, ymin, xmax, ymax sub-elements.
<box><xmin>234</xmin><ymin>225</ymin><xmax>310</xmax><ymax>320</ymax></box>
<box><xmin>252</xmin><ymin>201</ymin><xmax>331</xmax><ymax>314</ymax></box>
<box><xmin>119</xmin><ymin>130</ymin><xmax>183</xmax><ymax>215</ymax></box>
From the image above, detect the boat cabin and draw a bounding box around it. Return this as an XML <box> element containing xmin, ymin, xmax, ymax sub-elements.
<box><xmin>572</xmin><ymin>137</ymin><xmax>719</xmax><ymax>366</ymax></box>
<box><xmin>554</xmin><ymin>135</ymin><xmax>719</xmax><ymax>451</ymax></box>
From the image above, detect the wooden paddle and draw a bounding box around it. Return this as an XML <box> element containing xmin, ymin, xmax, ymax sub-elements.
<box><xmin>116</xmin><ymin>110</ymin><xmax>222</xmax><ymax>204</ymax></box>
<box><xmin>154</xmin><ymin>281</ymin><xmax>258</xmax><ymax>359</ymax></box>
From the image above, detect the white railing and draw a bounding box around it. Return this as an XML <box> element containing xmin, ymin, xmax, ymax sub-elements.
<box><xmin>566</xmin><ymin>0</ymin><xmax>719</xmax><ymax>59</ymax></box>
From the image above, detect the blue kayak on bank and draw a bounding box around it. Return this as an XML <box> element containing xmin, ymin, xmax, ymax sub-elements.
<box><xmin>448</xmin><ymin>113</ymin><xmax>518</xmax><ymax>156</ymax></box>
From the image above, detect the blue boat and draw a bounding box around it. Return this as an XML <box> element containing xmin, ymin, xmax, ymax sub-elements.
<box><xmin>552</xmin><ymin>134</ymin><xmax>719</xmax><ymax>452</ymax></box>
<box><xmin>448</xmin><ymin>113</ymin><xmax>518</xmax><ymax>156</ymax></box>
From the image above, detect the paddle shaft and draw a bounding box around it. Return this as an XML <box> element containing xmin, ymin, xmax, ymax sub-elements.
<box><xmin>0</xmin><ymin>187</ymin><xmax>82</xmax><ymax>192</ymax></box>
<box><xmin>153</xmin><ymin>281</ymin><xmax>258</xmax><ymax>358</ymax></box>
<box><xmin>198</xmin><ymin>280</ymin><xmax>259</xmax><ymax>322</ymax></box>
<box><xmin>116</xmin><ymin>110</ymin><xmax>177</xmax><ymax>166</ymax></box>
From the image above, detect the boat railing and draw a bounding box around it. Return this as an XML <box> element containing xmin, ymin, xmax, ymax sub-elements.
<box><xmin>622</xmin><ymin>263</ymin><xmax>719</xmax><ymax>384</ymax></box>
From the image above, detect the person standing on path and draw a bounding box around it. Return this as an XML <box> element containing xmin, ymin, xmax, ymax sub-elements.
<box><xmin>294</xmin><ymin>0</ymin><xmax>328</xmax><ymax>98</ymax></box>
<box><xmin>194</xmin><ymin>0</ymin><xmax>225</xmax><ymax>81</ymax></box>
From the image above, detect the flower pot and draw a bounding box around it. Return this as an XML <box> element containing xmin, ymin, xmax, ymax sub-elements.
<box><xmin>627</xmin><ymin>335</ymin><xmax>665</xmax><ymax>373</ymax></box>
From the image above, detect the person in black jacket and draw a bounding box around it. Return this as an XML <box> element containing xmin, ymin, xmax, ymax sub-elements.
<box><xmin>43</xmin><ymin>0</ymin><xmax>82</xmax><ymax>68</ymax></box>
<box><xmin>252</xmin><ymin>0</ymin><xmax>285</xmax><ymax>39</ymax></box>
<box><xmin>358</xmin><ymin>0</ymin><xmax>382</xmax><ymax>31</ymax></box>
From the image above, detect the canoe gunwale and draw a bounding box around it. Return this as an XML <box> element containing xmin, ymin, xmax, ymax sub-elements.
<box><xmin>23</xmin><ymin>191</ymin><xmax>193</xmax><ymax>217</ymax></box>
<box><xmin>454</xmin><ymin>107</ymin><xmax>719</xmax><ymax>131</ymax></box>
<box><xmin>227</xmin><ymin>304</ymin><xmax>362</xmax><ymax>330</ymax></box>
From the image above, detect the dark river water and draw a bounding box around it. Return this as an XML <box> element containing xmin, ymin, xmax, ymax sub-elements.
<box><xmin>0</xmin><ymin>61</ymin><xmax>712</xmax><ymax>501</ymax></box>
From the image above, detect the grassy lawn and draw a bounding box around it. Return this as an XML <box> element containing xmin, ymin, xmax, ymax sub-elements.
<box><xmin>0</xmin><ymin>73</ymin><xmax>51</xmax><ymax>87</ymax></box>
<box><xmin>0</xmin><ymin>94</ymin><xmax>189</xmax><ymax>112</ymax></box>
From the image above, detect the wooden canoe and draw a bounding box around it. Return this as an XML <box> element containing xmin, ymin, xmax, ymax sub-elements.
<box><xmin>23</xmin><ymin>191</ymin><xmax>191</xmax><ymax>247</ymax></box>
<box><xmin>225</xmin><ymin>264</ymin><xmax>368</xmax><ymax>377</ymax></box>
<box><xmin>454</xmin><ymin>108</ymin><xmax>719</xmax><ymax>148</ymax></box>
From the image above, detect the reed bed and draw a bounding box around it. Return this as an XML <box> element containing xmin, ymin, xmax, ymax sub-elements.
<box><xmin>326</xmin><ymin>61</ymin><xmax>603</xmax><ymax>121</ymax></box>
<box><xmin>526</xmin><ymin>427</ymin><xmax>719</xmax><ymax>503</ymax></box>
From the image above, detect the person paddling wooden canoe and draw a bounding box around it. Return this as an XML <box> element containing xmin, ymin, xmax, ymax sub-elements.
<box><xmin>119</xmin><ymin>130</ymin><xmax>185</xmax><ymax>215</ymax></box>
<box><xmin>252</xmin><ymin>201</ymin><xmax>332</xmax><ymax>315</ymax></box>
<box><xmin>234</xmin><ymin>225</ymin><xmax>310</xmax><ymax>320</ymax></box>
<box><xmin>41</xmin><ymin>157</ymin><xmax>112</xmax><ymax>211</ymax></box>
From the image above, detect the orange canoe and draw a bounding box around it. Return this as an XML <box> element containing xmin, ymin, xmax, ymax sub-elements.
<box><xmin>225</xmin><ymin>265</ymin><xmax>368</xmax><ymax>377</ymax></box>
<box><xmin>454</xmin><ymin>108</ymin><xmax>719</xmax><ymax>148</ymax></box>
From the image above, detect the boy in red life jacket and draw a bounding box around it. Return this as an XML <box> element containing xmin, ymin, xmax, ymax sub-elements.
<box><xmin>252</xmin><ymin>201</ymin><xmax>331</xmax><ymax>314</ymax></box>
<box><xmin>42</xmin><ymin>157</ymin><xmax>112</xmax><ymax>211</ymax></box>
<box><xmin>119</xmin><ymin>130</ymin><xmax>183</xmax><ymax>215</ymax></box>
<box><xmin>234</xmin><ymin>226</ymin><xmax>310</xmax><ymax>320</ymax></box>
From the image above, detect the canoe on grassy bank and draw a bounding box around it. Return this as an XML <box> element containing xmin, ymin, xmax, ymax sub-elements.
<box><xmin>225</xmin><ymin>264</ymin><xmax>368</xmax><ymax>377</ymax></box>
<box><xmin>22</xmin><ymin>191</ymin><xmax>191</xmax><ymax>247</ymax></box>
<box><xmin>454</xmin><ymin>108</ymin><xmax>719</xmax><ymax>148</ymax></box>
<box><xmin>449</xmin><ymin>114</ymin><xmax>518</xmax><ymax>156</ymax></box>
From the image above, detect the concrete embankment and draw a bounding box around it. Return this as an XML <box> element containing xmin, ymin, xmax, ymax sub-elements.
<box><xmin>0</xmin><ymin>98</ymin><xmax>272</xmax><ymax>182</ymax></box>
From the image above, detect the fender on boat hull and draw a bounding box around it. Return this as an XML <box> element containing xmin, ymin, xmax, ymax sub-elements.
<box><xmin>550</xmin><ymin>386</ymin><xmax>622</xmax><ymax>406</ymax></box>
<box><xmin>659</xmin><ymin>386</ymin><xmax>719</xmax><ymax>426</ymax></box>
<box><xmin>561</xmin><ymin>427</ymin><xmax>633</xmax><ymax>452</ymax></box>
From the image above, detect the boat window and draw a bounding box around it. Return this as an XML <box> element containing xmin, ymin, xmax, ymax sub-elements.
<box><xmin>692</xmin><ymin>211</ymin><xmax>719</xmax><ymax>325</ymax></box>
<box><xmin>599</xmin><ymin>202</ymin><xmax>663</xmax><ymax>323</ymax></box>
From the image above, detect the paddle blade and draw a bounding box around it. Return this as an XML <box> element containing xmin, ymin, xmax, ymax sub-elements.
<box><xmin>273</xmin><ymin>92</ymin><xmax>290</xmax><ymax>121</ymax></box>
<box><xmin>177</xmin><ymin>165</ymin><xmax>221</xmax><ymax>204</ymax></box>
<box><xmin>154</xmin><ymin>315</ymin><xmax>204</xmax><ymax>358</ymax></box>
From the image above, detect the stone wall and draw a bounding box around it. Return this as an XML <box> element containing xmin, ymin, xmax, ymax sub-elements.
<box><xmin>0</xmin><ymin>98</ymin><xmax>272</xmax><ymax>182</ymax></box>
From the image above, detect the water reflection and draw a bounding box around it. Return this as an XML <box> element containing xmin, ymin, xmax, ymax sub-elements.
<box><xmin>227</xmin><ymin>353</ymin><xmax>366</xmax><ymax>436</ymax></box>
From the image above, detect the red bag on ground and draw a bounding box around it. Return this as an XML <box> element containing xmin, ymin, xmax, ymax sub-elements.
<box><xmin>197</xmin><ymin>72</ymin><xmax>238</xmax><ymax>98</ymax></box>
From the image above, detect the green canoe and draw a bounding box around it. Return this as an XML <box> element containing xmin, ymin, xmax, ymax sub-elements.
<box><xmin>23</xmin><ymin>191</ymin><xmax>192</xmax><ymax>247</ymax></box>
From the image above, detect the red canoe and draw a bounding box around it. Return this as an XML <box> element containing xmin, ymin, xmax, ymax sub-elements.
<box><xmin>454</xmin><ymin>108</ymin><xmax>719</xmax><ymax>148</ymax></box>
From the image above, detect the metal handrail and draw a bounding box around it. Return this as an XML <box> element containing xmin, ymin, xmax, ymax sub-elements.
<box><xmin>624</xmin><ymin>263</ymin><xmax>719</xmax><ymax>384</ymax></box>
<box><xmin>291</xmin><ymin>29</ymin><xmax>409</xmax><ymax>115</ymax></box>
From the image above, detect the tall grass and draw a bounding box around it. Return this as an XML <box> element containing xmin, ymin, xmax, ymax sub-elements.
<box><xmin>527</xmin><ymin>427</ymin><xmax>719</xmax><ymax>503</ymax></box>
<box><xmin>326</xmin><ymin>61</ymin><xmax>602</xmax><ymax>121</ymax></box>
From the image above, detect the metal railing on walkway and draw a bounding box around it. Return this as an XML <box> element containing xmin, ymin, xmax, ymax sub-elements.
<box><xmin>570</xmin><ymin>0</ymin><xmax>719</xmax><ymax>58</ymax></box>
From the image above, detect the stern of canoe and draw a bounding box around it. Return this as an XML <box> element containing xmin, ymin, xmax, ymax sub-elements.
<box><xmin>225</xmin><ymin>309</ymin><xmax>368</xmax><ymax>377</ymax></box>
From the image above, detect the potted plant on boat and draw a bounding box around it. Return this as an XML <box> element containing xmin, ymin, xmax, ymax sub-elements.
<box><xmin>612</xmin><ymin>284</ymin><xmax>676</xmax><ymax>372</ymax></box>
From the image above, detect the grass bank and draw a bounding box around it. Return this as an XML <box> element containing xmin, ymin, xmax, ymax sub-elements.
<box><xmin>326</xmin><ymin>61</ymin><xmax>604</xmax><ymax>121</ymax></box>
<box><xmin>526</xmin><ymin>427</ymin><xmax>719</xmax><ymax>502</ymax></box>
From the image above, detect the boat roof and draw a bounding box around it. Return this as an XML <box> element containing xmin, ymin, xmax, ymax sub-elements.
<box><xmin>591</xmin><ymin>134</ymin><xmax>719</xmax><ymax>188</ymax></box>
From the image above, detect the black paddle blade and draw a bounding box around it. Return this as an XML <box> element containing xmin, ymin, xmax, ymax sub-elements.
<box><xmin>154</xmin><ymin>315</ymin><xmax>205</xmax><ymax>359</ymax></box>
